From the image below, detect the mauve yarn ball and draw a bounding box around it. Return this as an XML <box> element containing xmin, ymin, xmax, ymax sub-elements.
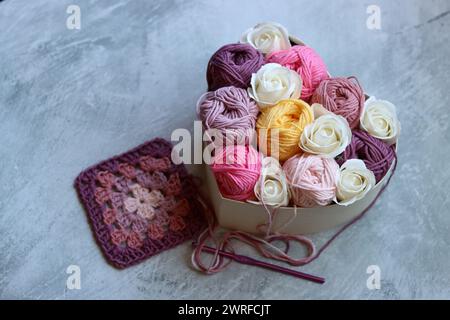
<box><xmin>197</xmin><ymin>86</ymin><xmax>259</xmax><ymax>145</ymax></box>
<box><xmin>311</xmin><ymin>77</ymin><xmax>365</xmax><ymax>129</ymax></box>
<box><xmin>336</xmin><ymin>130</ymin><xmax>396</xmax><ymax>183</ymax></box>
<box><xmin>207</xmin><ymin>43</ymin><xmax>264</xmax><ymax>91</ymax></box>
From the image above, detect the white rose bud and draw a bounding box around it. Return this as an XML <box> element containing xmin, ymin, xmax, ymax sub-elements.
<box><xmin>299</xmin><ymin>107</ymin><xmax>352</xmax><ymax>158</ymax></box>
<box><xmin>252</xmin><ymin>157</ymin><xmax>291</xmax><ymax>207</ymax></box>
<box><xmin>335</xmin><ymin>159</ymin><xmax>376</xmax><ymax>206</ymax></box>
<box><xmin>360</xmin><ymin>96</ymin><xmax>400</xmax><ymax>145</ymax></box>
<box><xmin>248</xmin><ymin>63</ymin><xmax>302</xmax><ymax>109</ymax></box>
<box><xmin>240</xmin><ymin>22</ymin><xmax>291</xmax><ymax>55</ymax></box>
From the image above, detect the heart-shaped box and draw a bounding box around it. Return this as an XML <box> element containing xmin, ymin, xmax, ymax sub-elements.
<box><xmin>203</xmin><ymin>36</ymin><xmax>397</xmax><ymax>235</ymax></box>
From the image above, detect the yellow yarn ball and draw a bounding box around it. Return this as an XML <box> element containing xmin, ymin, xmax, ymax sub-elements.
<box><xmin>256</xmin><ymin>99</ymin><xmax>314</xmax><ymax>162</ymax></box>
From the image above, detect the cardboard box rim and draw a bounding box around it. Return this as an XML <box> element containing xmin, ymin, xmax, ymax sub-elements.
<box><xmin>203</xmin><ymin>34</ymin><xmax>396</xmax><ymax>236</ymax></box>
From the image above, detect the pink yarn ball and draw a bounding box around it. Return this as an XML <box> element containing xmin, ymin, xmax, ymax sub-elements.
<box><xmin>266</xmin><ymin>45</ymin><xmax>329</xmax><ymax>102</ymax></box>
<box><xmin>311</xmin><ymin>76</ymin><xmax>365</xmax><ymax>129</ymax></box>
<box><xmin>211</xmin><ymin>145</ymin><xmax>261</xmax><ymax>201</ymax></box>
<box><xmin>283</xmin><ymin>154</ymin><xmax>339</xmax><ymax>208</ymax></box>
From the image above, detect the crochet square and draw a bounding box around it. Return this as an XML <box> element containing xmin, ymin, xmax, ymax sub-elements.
<box><xmin>74</xmin><ymin>138</ymin><xmax>206</xmax><ymax>269</ymax></box>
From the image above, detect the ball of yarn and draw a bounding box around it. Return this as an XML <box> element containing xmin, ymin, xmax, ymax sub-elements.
<box><xmin>211</xmin><ymin>145</ymin><xmax>261</xmax><ymax>201</ymax></box>
<box><xmin>256</xmin><ymin>99</ymin><xmax>313</xmax><ymax>162</ymax></box>
<box><xmin>283</xmin><ymin>154</ymin><xmax>339</xmax><ymax>207</ymax></box>
<box><xmin>207</xmin><ymin>43</ymin><xmax>264</xmax><ymax>91</ymax></box>
<box><xmin>197</xmin><ymin>86</ymin><xmax>259</xmax><ymax>145</ymax></box>
<box><xmin>311</xmin><ymin>77</ymin><xmax>364</xmax><ymax>129</ymax></box>
<box><xmin>336</xmin><ymin>130</ymin><xmax>396</xmax><ymax>183</ymax></box>
<box><xmin>266</xmin><ymin>45</ymin><xmax>329</xmax><ymax>102</ymax></box>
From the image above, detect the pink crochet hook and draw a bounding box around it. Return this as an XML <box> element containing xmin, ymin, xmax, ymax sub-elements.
<box><xmin>197</xmin><ymin>244</ymin><xmax>325</xmax><ymax>284</ymax></box>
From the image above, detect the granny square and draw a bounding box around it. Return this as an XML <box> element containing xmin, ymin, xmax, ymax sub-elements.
<box><xmin>74</xmin><ymin>138</ymin><xmax>206</xmax><ymax>269</ymax></box>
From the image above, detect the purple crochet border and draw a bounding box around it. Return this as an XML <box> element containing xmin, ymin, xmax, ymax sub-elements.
<box><xmin>74</xmin><ymin>138</ymin><xmax>206</xmax><ymax>269</ymax></box>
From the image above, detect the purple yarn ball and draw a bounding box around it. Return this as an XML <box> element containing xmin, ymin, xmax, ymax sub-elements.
<box><xmin>337</xmin><ymin>130</ymin><xmax>396</xmax><ymax>183</ymax></box>
<box><xmin>206</xmin><ymin>43</ymin><xmax>264</xmax><ymax>91</ymax></box>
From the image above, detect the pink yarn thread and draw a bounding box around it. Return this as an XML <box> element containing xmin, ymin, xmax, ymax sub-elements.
<box><xmin>211</xmin><ymin>145</ymin><xmax>261</xmax><ymax>201</ymax></box>
<box><xmin>283</xmin><ymin>154</ymin><xmax>339</xmax><ymax>207</ymax></box>
<box><xmin>311</xmin><ymin>76</ymin><xmax>365</xmax><ymax>129</ymax></box>
<box><xmin>197</xmin><ymin>86</ymin><xmax>259</xmax><ymax>145</ymax></box>
<box><xmin>266</xmin><ymin>45</ymin><xmax>329</xmax><ymax>102</ymax></box>
<box><xmin>191</xmin><ymin>197</ymin><xmax>317</xmax><ymax>275</ymax></box>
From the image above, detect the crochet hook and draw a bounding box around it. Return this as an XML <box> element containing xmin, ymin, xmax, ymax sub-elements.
<box><xmin>197</xmin><ymin>244</ymin><xmax>325</xmax><ymax>284</ymax></box>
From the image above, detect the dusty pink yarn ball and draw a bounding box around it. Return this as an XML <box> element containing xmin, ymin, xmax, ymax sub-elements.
<box><xmin>266</xmin><ymin>45</ymin><xmax>329</xmax><ymax>102</ymax></box>
<box><xmin>311</xmin><ymin>76</ymin><xmax>365</xmax><ymax>129</ymax></box>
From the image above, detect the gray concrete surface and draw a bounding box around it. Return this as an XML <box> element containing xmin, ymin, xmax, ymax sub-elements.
<box><xmin>1</xmin><ymin>0</ymin><xmax>450</xmax><ymax>299</ymax></box>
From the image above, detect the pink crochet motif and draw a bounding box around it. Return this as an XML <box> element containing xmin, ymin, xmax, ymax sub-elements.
<box><xmin>74</xmin><ymin>138</ymin><xmax>206</xmax><ymax>269</ymax></box>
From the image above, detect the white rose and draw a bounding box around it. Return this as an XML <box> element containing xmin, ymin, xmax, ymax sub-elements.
<box><xmin>360</xmin><ymin>96</ymin><xmax>400</xmax><ymax>145</ymax></box>
<box><xmin>248</xmin><ymin>63</ymin><xmax>302</xmax><ymax>109</ymax></box>
<box><xmin>251</xmin><ymin>157</ymin><xmax>290</xmax><ymax>207</ymax></box>
<box><xmin>299</xmin><ymin>106</ymin><xmax>352</xmax><ymax>158</ymax></box>
<box><xmin>240</xmin><ymin>22</ymin><xmax>291</xmax><ymax>55</ymax></box>
<box><xmin>335</xmin><ymin>159</ymin><xmax>376</xmax><ymax>206</ymax></box>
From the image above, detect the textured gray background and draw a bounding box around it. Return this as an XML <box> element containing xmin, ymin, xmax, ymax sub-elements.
<box><xmin>1</xmin><ymin>0</ymin><xmax>449</xmax><ymax>299</ymax></box>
